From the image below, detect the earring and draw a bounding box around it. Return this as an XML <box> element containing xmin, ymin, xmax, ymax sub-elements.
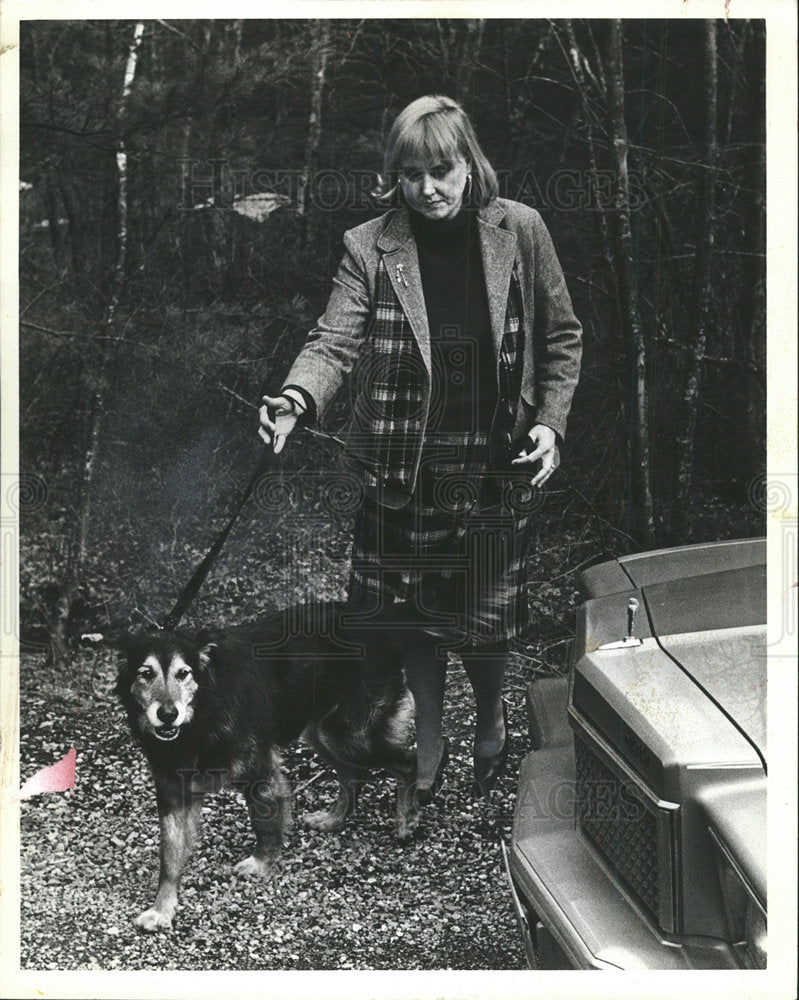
<box><xmin>465</xmin><ymin>174</ymin><xmax>473</xmax><ymax>198</ymax></box>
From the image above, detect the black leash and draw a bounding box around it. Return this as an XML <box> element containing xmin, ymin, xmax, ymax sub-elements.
<box><xmin>160</xmin><ymin>444</ymin><xmax>277</xmax><ymax>630</ymax></box>
<box><xmin>160</xmin><ymin>410</ymin><xmax>389</xmax><ymax>631</ymax></box>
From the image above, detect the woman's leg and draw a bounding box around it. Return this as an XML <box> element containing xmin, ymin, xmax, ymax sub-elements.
<box><xmin>459</xmin><ymin>641</ymin><xmax>509</xmax><ymax>757</ymax></box>
<box><xmin>397</xmin><ymin>628</ymin><xmax>448</xmax><ymax>788</ymax></box>
<box><xmin>358</xmin><ymin>597</ymin><xmax>450</xmax><ymax>792</ymax></box>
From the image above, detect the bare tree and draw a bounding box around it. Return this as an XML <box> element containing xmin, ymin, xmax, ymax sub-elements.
<box><xmin>672</xmin><ymin>19</ymin><xmax>718</xmax><ymax>540</ymax></box>
<box><xmin>298</xmin><ymin>20</ymin><xmax>332</xmax><ymax>244</ymax></box>
<box><xmin>605</xmin><ymin>20</ymin><xmax>653</xmax><ymax>548</ymax></box>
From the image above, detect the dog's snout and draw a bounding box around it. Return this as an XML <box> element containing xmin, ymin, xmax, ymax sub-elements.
<box><xmin>157</xmin><ymin>705</ymin><xmax>179</xmax><ymax>725</ymax></box>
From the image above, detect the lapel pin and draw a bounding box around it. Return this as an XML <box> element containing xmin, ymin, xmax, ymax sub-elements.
<box><xmin>396</xmin><ymin>263</ymin><xmax>408</xmax><ymax>288</ymax></box>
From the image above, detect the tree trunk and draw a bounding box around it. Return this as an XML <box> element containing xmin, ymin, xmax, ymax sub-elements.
<box><xmin>606</xmin><ymin>20</ymin><xmax>653</xmax><ymax>549</ymax></box>
<box><xmin>107</xmin><ymin>22</ymin><xmax>145</xmax><ymax>323</ymax></box>
<box><xmin>434</xmin><ymin>20</ymin><xmax>452</xmax><ymax>86</ymax></box>
<box><xmin>454</xmin><ymin>19</ymin><xmax>485</xmax><ymax>103</ymax></box>
<box><xmin>298</xmin><ymin>20</ymin><xmax>331</xmax><ymax>245</ymax></box>
<box><xmin>50</xmin><ymin>22</ymin><xmax>146</xmax><ymax>667</ymax></box>
<box><xmin>672</xmin><ymin>20</ymin><xmax>718</xmax><ymax>540</ymax></box>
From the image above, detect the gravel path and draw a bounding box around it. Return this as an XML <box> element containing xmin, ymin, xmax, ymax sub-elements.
<box><xmin>19</xmin><ymin>648</ymin><xmax>533</xmax><ymax>971</ymax></box>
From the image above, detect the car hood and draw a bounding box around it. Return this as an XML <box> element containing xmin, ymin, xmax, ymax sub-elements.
<box><xmin>643</xmin><ymin>563</ymin><xmax>767</xmax><ymax>763</ymax></box>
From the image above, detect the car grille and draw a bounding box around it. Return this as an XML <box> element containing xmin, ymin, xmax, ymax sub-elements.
<box><xmin>575</xmin><ymin>733</ymin><xmax>675</xmax><ymax>928</ymax></box>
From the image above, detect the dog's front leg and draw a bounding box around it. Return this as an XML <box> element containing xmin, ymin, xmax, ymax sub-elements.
<box><xmin>303</xmin><ymin>767</ymin><xmax>365</xmax><ymax>832</ymax></box>
<box><xmin>135</xmin><ymin>775</ymin><xmax>203</xmax><ymax>932</ymax></box>
<box><xmin>393</xmin><ymin>759</ymin><xmax>420</xmax><ymax>843</ymax></box>
<box><xmin>234</xmin><ymin>755</ymin><xmax>291</xmax><ymax>879</ymax></box>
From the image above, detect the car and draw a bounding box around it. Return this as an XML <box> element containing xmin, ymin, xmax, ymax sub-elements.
<box><xmin>502</xmin><ymin>537</ymin><xmax>767</xmax><ymax>970</ymax></box>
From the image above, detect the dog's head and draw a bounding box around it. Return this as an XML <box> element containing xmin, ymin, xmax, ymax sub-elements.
<box><xmin>116</xmin><ymin>631</ymin><xmax>217</xmax><ymax>744</ymax></box>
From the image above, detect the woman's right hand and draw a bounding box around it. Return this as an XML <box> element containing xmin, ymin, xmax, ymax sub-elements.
<box><xmin>258</xmin><ymin>394</ymin><xmax>299</xmax><ymax>454</ymax></box>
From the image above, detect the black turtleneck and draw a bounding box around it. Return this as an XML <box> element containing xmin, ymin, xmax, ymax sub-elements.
<box><xmin>408</xmin><ymin>206</ymin><xmax>497</xmax><ymax>432</ymax></box>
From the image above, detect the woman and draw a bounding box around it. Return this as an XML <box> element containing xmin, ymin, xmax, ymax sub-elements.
<box><xmin>259</xmin><ymin>95</ymin><xmax>581</xmax><ymax>801</ymax></box>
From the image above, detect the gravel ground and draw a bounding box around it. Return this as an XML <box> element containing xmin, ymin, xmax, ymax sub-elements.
<box><xmin>18</xmin><ymin>646</ymin><xmax>539</xmax><ymax>971</ymax></box>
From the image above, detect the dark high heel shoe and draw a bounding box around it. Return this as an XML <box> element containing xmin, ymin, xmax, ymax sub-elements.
<box><xmin>473</xmin><ymin>700</ymin><xmax>510</xmax><ymax>799</ymax></box>
<box><xmin>415</xmin><ymin>737</ymin><xmax>449</xmax><ymax>807</ymax></box>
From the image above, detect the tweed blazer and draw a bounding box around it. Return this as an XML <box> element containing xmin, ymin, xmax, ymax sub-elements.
<box><xmin>283</xmin><ymin>197</ymin><xmax>582</xmax><ymax>508</ymax></box>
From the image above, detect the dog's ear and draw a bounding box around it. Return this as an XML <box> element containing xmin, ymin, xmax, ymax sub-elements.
<box><xmin>196</xmin><ymin>639</ymin><xmax>219</xmax><ymax>687</ymax></box>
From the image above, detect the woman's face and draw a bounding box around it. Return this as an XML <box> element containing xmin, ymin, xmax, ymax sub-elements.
<box><xmin>398</xmin><ymin>156</ymin><xmax>470</xmax><ymax>221</ymax></box>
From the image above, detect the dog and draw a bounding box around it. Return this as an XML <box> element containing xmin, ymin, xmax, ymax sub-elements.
<box><xmin>116</xmin><ymin>601</ymin><xmax>418</xmax><ymax>931</ymax></box>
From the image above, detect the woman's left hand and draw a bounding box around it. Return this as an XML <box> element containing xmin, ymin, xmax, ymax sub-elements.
<box><xmin>510</xmin><ymin>423</ymin><xmax>559</xmax><ymax>488</ymax></box>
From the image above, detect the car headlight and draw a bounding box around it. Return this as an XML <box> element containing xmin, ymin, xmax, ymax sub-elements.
<box><xmin>710</xmin><ymin>828</ymin><xmax>767</xmax><ymax>969</ymax></box>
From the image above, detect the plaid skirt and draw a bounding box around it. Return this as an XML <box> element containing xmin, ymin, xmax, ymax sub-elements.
<box><xmin>347</xmin><ymin>432</ymin><xmax>535</xmax><ymax>649</ymax></box>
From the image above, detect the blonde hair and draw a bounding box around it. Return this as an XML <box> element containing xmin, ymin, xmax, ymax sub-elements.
<box><xmin>373</xmin><ymin>95</ymin><xmax>498</xmax><ymax>208</ymax></box>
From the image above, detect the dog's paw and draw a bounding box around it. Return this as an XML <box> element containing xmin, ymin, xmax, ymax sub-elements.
<box><xmin>302</xmin><ymin>809</ymin><xmax>346</xmax><ymax>833</ymax></box>
<box><xmin>396</xmin><ymin>810</ymin><xmax>420</xmax><ymax>843</ymax></box>
<box><xmin>233</xmin><ymin>855</ymin><xmax>273</xmax><ymax>879</ymax></box>
<box><xmin>135</xmin><ymin>907</ymin><xmax>173</xmax><ymax>932</ymax></box>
